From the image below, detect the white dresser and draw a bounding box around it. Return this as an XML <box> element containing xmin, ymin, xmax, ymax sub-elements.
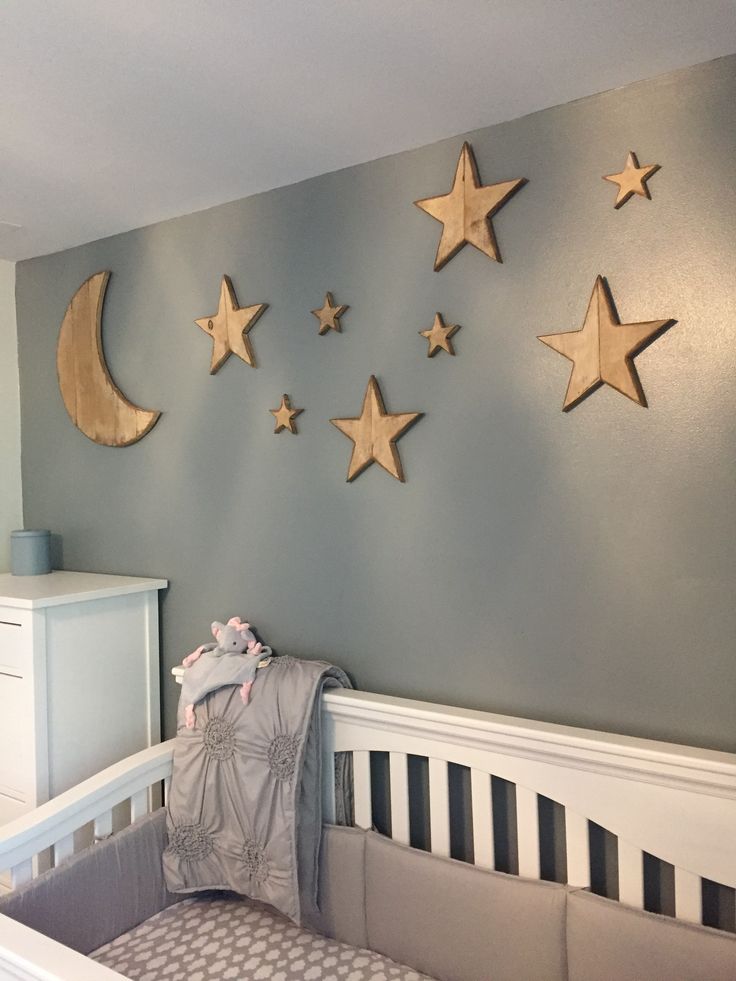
<box><xmin>0</xmin><ymin>571</ymin><xmax>167</xmax><ymax>830</ymax></box>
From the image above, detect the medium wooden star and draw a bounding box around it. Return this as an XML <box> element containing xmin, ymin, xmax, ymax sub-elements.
<box><xmin>330</xmin><ymin>376</ymin><xmax>423</xmax><ymax>482</ymax></box>
<box><xmin>312</xmin><ymin>292</ymin><xmax>349</xmax><ymax>335</ymax></box>
<box><xmin>419</xmin><ymin>313</ymin><xmax>461</xmax><ymax>357</ymax></box>
<box><xmin>414</xmin><ymin>142</ymin><xmax>526</xmax><ymax>270</ymax></box>
<box><xmin>270</xmin><ymin>394</ymin><xmax>303</xmax><ymax>434</ymax></box>
<box><xmin>195</xmin><ymin>275</ymin><xmax>267</xmax><ymax>374</ymax></box>
<box><xmin>603</xmin><ymin>151</ymin><xmax>660</xmax><ymax>208</ymax></box>
<box><xmin>538</xmin><ymin>277</ymin><xmax>674</xmax><ymax>411</ymax></box>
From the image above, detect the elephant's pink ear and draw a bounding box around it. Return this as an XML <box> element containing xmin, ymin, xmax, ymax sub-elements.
<box><xmin>211</xmin><ymin>620</ymin><xmax>225</xmax><ymax>637</ymax></box>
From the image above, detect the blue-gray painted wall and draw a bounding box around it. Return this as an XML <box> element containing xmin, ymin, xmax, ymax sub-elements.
<box><xmin>16</xmin><ymin>55</ymin><xmax>736</xmax><ymax>748</ymax></box>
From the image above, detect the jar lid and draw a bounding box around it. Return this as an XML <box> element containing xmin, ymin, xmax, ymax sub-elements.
<box><xmin>11</xmin><ymin>529</ymin><xmax>51</xmax><ymax>538</ymax></box>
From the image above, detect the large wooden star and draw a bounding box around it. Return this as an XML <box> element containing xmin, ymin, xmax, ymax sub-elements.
<box><xmin>419</xmin><ymin>313</ymin><xmax>461</xmax><ymax>357</ymax></box>
<box><xmin>330</xmin><ymin>376</ymin><xmax>423</xmax><ymax>482</ymax></box>
<box><xmin>195</xmin><ymin>275</ymin><xmax>267</xmax><ymax>373</ymax></box>
<box><xmin>538</xmin><ymin>277</ymin><xmax>674</xmax><ymax>411</ymax></box>
<box><xmin>603</xmin><ymin>151</ymin><xmax>660</xmax><ymax>208</ymax></box>
<box><xmin>414</xmin><ymin>142</ymin><xmax>526</xmax><ymax>270</ymax></box>
<box><xmin>312</xmin><ymin>292</ymin><xmax>349</xmax><ymax>335</ymax></box>
<box><xmin>270</xmin><ymin>394</ymin><xmax>303</xmax><ymax>434</ymax></box>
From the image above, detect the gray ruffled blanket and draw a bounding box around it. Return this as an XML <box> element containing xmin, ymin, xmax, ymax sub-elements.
<box><xmin>164</xmin><ymin>655</ymin><xmax>351</xmax><ymax>925</ymax></box>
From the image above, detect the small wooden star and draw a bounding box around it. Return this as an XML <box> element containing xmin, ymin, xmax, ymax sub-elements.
<box><xmin>312</xmin><ymin>292</ymin><xmax>349</xmax><ymax>335</ymax></box>
<box><xmin>195</xmin><ymin>275</ymin><xmax>267</xmax><ymax>373</ymax></box>
<box><xmin>419</xmin><ymin>313</ymin><xmax>461</xmax><ymax>357</ymax></box>
<box><xmin>270</xmin><ymin>395</ymin><xmax>303</xmax><ymax>434</ymax></box>
<box><xmin>603</xmin><ymin>152</ymin><xmax>660</xmax><ymax>208</ymax></box>
<box><xmin>538</xmin><ymin>276</ymin><xmax>674</xmax><ymax>411</ymax></box>
<box><xmin>330</xmin><ymin>376</ymin><xmax>423</xmax><ymax>482</ymax></box>
<box><xmin>414</xmin><ymin>142</ymin><xmax>526</xmax><ymax>270</ymax></box>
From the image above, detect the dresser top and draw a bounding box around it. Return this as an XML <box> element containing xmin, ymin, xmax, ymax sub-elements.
<box><xmin>0</xmin><ymin>571</ymin><xmax>168</xmax><ymax>609</ymax></box>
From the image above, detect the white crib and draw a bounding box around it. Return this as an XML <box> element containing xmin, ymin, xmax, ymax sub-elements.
<box><xmin>0</xmin><ymin>688</ymin><xmax>734</xmax><ymax>979</ymax></box>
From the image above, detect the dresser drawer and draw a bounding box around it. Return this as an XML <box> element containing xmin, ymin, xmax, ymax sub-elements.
<box><xmin>0</xmin><ymin>612</ymin><xmax>31</xmax><ymax>677</ymax></box>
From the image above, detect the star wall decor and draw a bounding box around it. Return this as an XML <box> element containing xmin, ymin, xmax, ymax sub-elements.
<box><xmin>311</xmin><ymin>292</ymin><xmax>349</xmax><ymax>335</ymax></box>
<box><xmin>603</xmin><ymin>151</ymin><xmax>660</xmax><ymax>209</ymax></box>
<box><xmin>414</xmin><ymin>142</ymin><xmax>526</xmax><ymax>270</ymax></box>
<box><xmin>270</xmin><ymin>394</ymin><xmax>303</xmax><ymax>434</ymax></box>
<box><xmin>330</xmin><ymin>376</ymin><xmax>423</xmax><ymax>482</ymax></box>
<box><xmin>538</xmin><ymin>276</ymin><xmax>675</xmax><ymax>411</ymax></box>
<box><xmin>419</xmin><ymin>313</ymin><xmax>461</xmax><ymax>357</ymax></box>
<box><xmin>195</xmin><ymin>275</ymin><xmax>268</xmax><ymax>374</ymax></box>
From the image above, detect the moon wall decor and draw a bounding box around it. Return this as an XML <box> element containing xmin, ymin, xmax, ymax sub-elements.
<box><xmin>57</xmin><ymin>271</ymin><xmax>161</xmax><ymax>447</ymax></box>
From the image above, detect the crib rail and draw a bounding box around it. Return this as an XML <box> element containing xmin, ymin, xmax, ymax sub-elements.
<box><xmin>4</xmin><ymin>682</ymin><xmax>735</xmax><ymax>936</ymax></box>
<box><xmin>321</xmin><ymin>689</ymin><xmax>736</xmax><ymax>931</ymax></box>
<box><xmin>0</xmin><ymin>741</ymin><xmax>174</xmax><ymax>888</ymax></box>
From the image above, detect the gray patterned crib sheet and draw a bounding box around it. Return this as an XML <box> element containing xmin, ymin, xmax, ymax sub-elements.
<box><xmin>91</xmin><ymin>893</ymin><xmax>435</xmax><ymax>981</ymax></box>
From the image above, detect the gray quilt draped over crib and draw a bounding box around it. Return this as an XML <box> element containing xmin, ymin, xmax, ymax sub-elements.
<box><xmin>163</xmin><ymin>656</ymin><xmax>352</xmax><ymax>925</ymax></box>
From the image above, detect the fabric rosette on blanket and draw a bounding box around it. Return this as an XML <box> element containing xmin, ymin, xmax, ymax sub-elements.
<box><xmin>164</xmin><ymin>655</ymin><xmax>352</xmax><ymax>925</ymax></box>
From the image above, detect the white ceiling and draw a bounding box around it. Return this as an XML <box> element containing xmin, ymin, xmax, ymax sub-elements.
<box><xmin>1</xmin><ymin>0</ymin><xmax>735</xmax><ymax>261</ymax></box>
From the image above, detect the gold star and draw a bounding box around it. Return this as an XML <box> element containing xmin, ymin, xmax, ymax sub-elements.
<box><xmin>311</xmin><ymin>292</ymin><xmax>349</xmax><ymax>335</ymax></box>
<box><xmin>538</xmin><ymin>277</ymin><xmax>674</xmax><ymax>411</ymax></box>
<box><xmin>419</xmin><ymin>313</ymin><xmax>461</xmax><ymax>357</ymax></box>
<box><xmin>603</xmin><ymin>151</ymin><xmax>660</xmax><ymax>208</ymax></box>
<box><xmin>330</xmin><ymin>376</ymin><xmax>423</xmax><ymax>482</ymax></box>
<box><xmin>270</xmin><ymin>395</ymin><xmax>303</xmax><ymax>434</ymax></box>
<box><xmin>414</xmin><ymin>142</ymin><xmax>526</xmax><ymax>270</ymax></box>
<box><xmin>195</xmin><ymin>275</ymin><xmax>267</xmax><ymax>374</ymax></box>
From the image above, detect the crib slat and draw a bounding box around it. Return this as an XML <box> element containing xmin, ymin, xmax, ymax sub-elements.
<box><xmin>130</xmin><ymin>789</ymin><xmax>149</xmax><ymax>822</ymax></box>
<box><xmin>470</xmin><ymin>769</ymin><xmax>494</xmax><ymax>870</ymax></box>
<box><xmin>516</xmin><ymin>785</ymin><xmax>541</xmax><ymax>879</ymax></box>
<box><xmin>353</xmin><ymin>751</ymin><xmax>372</xmax><ymax>829</ymax></box>
<box><xmin>164</xmin><ymin>774</ymin><xmax>171</xmax><ymax>805</ymax></box>
<box><xmin>11</xmin><ymin>859</ymin><xmax>32</xmax><ymax>888</ymax></box>
<box><xmin>565</xmin><ymin>809</ymin><xmax>591</xmax><ymax>888</ymax></box>
<box><xmin>618</xmin><ymin>840</ymin><xmax>644</xmax><ymax>908</ymax></box>
<box><xmin>94</xmin><ymin>809</ymin><xmax>113</xmax><ymax>842</ymax></box>
<box><xmin>389</xmin><ymin>752</ymin><xmax>410</xmax><ymax>845</ymax></box>
<box><xmin>53</xmin><ymin>833</ymin><xmax>75</xmax><ymax>866</ymax></box>
<box><xmin>674</xmin><ymin>867</ymin><xmax>703</xmax><ymax>924</ymax></box>
<box><xmin>428</xmin><ymin>758</ymin><xmax>450</xmax><ymax>857</ymax></box>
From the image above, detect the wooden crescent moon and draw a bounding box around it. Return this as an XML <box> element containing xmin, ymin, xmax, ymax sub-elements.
<box><xmin>57</xmin><ymin>271</ymin><xmax>161</xmax><ymax>447</ymax></box>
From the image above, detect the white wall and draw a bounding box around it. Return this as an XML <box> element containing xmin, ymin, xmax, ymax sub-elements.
<box><xmin>0</xmin><ymin>261</ymin><xmax>22</xmax><ymax>570</ymax></box>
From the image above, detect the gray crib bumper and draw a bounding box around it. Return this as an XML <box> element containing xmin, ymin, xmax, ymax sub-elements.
<box><xmin>0</xmin><ymin>808</ymin><xmax>178</xmax><ymax>955</ymax></box>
